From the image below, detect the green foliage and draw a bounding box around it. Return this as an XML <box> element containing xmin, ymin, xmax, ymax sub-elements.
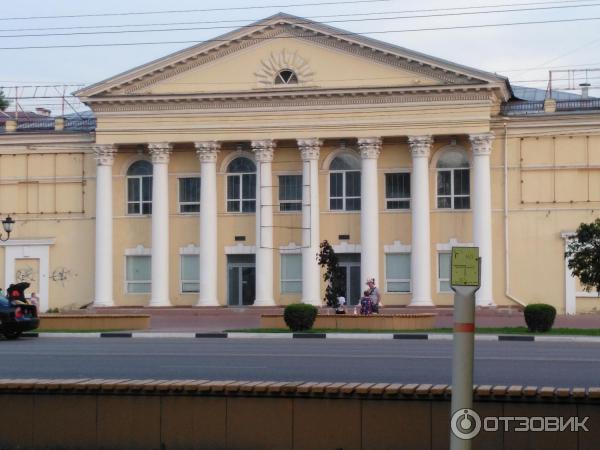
<box><xmin>283</xmin><ymin>303</ymin><xmax>318</xmax><ymax>332</ymax></box>
<box><xmin>524</xmin><ymin>303</ymin><xmax>556</xmax><ymax>332</ymax></box>
<box><xmin>45</xmin><ymin>307</ymin><xmax>60</xmax><ymax>314</ymax></box>
<box><xmin>565</xmin><ymin>219</ymin><xmax>600</xmax><ymax>294</ymax></box>
<box><xmin>317</xmin><ymin>240</ymin><xmax>344</xmax><ymax>307</ymax></box>
<box><xmin>0</xmin><ymin>90</ymin><xmax>9</xmax><ymax>111</ymax></box>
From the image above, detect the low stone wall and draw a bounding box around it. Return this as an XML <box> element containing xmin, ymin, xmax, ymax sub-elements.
<box><xmin>38</xmin><ymin>314</ymin><xmax>150</xmax><ymax>330</ymax></box>
<box><xmin>0</xmin><ymin>379</ymin><xmax>597</xmax><ymax>450</ymax></box>
<box><xmin>261</xmin><ymin>313</ymin><xmax>436</xmax><ymax>330</ymax></box>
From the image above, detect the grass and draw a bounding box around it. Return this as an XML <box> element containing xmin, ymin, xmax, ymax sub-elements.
<box><xmin>225</xmin><ymin>327</ymin><xmax>600</xmax><ymax>336</ymax></box>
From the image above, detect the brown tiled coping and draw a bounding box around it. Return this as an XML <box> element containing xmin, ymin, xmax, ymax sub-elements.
<box><xmin>0</xmin><ymin>379</ymin><xmax>598</xmax><ymax>402</ymax></box>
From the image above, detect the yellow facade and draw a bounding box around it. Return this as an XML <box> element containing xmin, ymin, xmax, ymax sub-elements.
<box><xmin>1</xmin><ymin>14</ymin><xmax>599</xmax><ymax>313</ymax></box>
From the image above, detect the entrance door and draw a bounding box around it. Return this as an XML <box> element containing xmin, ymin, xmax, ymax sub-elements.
<box><xmin>227</xmin><ymin>255</ymin><xmax>256</xmax><ymax>306</ymax></box>
<box><xmin>338</xmin><ymin>254</ymin><xmax>361</xmax><ymax>306</ymax></box>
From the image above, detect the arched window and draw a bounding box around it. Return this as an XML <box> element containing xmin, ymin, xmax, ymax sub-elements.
<box><xmin>274</xmin><ymin>69</ymin><xmax>298</xmax><ymax>85</ymax></box>
<box><xmin>227</xmin><ymin>157</ymin><xmax>256</xmax><ymax>212</ymax></box>
<box><xmin>329</xmin><ymin>153</ymin><xmax>361</xmax><ymax>211</ymax></box>
<box><xmin>436</xmin><ymin>148</ymin><xmax>470</xmax><ymax>209</ymax></box>
<box><xmin>127</xmin><ymin>160</ymin><xmax>152</xmax><ymax>214</ymax></box>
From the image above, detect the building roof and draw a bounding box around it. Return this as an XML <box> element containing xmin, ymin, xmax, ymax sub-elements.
<box><xmin>512</xmin><ymin>85</ymin><xmax>596</xmax><ymax>101</ymax></box>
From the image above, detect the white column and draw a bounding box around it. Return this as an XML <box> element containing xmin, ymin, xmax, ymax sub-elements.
<box><xmin>358</xmin><ymin>137</ymin><xmax>381</xmax><ymax>287</ymax></box>
<box><xmin>252</xmin><ymin>139</ymin><xmax>276</xmax><ymax>306</ymax></box>
<box><xmin>148</xmin><ymin>142</ymin><xmax>172</xmax><ymax>307</ymax></box>
<box><xmin>470</xmin><ymin>133</ymin><xmax>495</xmax><ymax>307</ymax></box>
<box><xmin>298</xmin><ymin>138</ymin><xmax>322</xmax><ymax>306</ymax></box>
<box><xmin>93</xmin><ymin>144</ymin><xmax>116</xmax><ymax>307</ymax></box>
<box><xmin>195</xmin><ymin>141</ymin><xmax>220</xmax><ymax>306</ymax></box>
<box><xmin>408</xmin><ymin>136</ymin><xmax>434</xmax><ymax>306</ymax></box>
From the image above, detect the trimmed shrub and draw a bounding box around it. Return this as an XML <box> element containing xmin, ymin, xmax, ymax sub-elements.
<box><xmin>283</xmin><ymin>303</ymin><xmax>318</xmax><ymax>332</ymax></box>
<box><xmin>524</xmin><ymin>303</ymin><xmax>557</xmax><ymax>332</ymax></box>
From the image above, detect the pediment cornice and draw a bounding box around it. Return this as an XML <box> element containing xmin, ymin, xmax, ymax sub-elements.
<box><xmin>88</xmin><ymin>88</ymin><xmax>494</xmax><ymax>113</ymax></box>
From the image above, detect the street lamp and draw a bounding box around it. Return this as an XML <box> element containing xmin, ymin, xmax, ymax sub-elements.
<box><xmin>0</xmin><ymin>215</ymin><xmax>15</xmax><ymax>242</ymax></box>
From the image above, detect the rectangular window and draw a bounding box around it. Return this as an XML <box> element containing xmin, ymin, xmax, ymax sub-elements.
<box><xmin>126</xmin><ymin>255</ymin><xmax>151</xmax><ymax>293</ymax></box>
<box><xmin>181</xmin><ymin>254</ymin><xmax>200</xmax><ymax>293</ymax></box>
<box><xmin>438</xmin><ymin>252</ymin><xmax>452</xmax><ymax>293</ymax></box>
<box><xmin>329</xmin><ymin>172</ymin><xmax>344</xmax><ymax>210</ymax></box>
<box><xmin>279</xmin><ymin>175</ymin><xmax>302</xmax><ymax>212</ymax></box>
<box><xmin>345</xmin><ymin>171</ymin><xmax>361</xmax><ymax>211</ymax></box>
<box><xmin>385</xmin><ymin>172</ymin><xmax>411</xmax><ymax>209</ymax></box>
<box><xmin>281</xmin><ymin>254</ymin><xmax>302</xmax><ymax>294</ymax></box>
<box><xmin>179</xmin><ymin>177</ymin><xmax>200</xmax><ymax>213</ymax></box>
<box><xmin>385</xmin><ymin>253</ymin><xmax>411</xmax><ymax>292</ymax></box>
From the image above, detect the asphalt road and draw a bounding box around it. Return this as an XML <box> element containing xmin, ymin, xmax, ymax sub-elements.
<box><xmin>1</xmin><ymin>337</ymin><xmax>599</xmax><ymax>386</ymax></box>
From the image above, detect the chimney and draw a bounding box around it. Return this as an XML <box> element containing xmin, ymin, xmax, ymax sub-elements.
<box><xmin>579</xmin><ymin>83</ymin><xmax>591</xmax><ymax>99</ymax></box>
<box><xmin>35</xmin><ymin>107</ymin><xmax>51</xmax><ymax>117</ymax></box>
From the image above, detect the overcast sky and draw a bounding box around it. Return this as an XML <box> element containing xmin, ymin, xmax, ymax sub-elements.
<box><xmin>1</xmin><ymin>0</ymin><xmax>599</xmax><ymax>113</ymax></box>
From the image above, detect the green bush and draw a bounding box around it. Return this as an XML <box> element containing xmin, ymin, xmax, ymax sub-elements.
<box><xmin>524</xmin><ymin>303</ymin><xmax>557</xmax><ymax>332</ymax></box>
<box><xmin>283</xmin><ymin>303</ymin><xmax>318</xmax><ymax>332</ymax></box>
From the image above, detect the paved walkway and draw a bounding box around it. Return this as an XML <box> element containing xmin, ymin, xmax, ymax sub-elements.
<box><xmin>84</xmin><ymin>306</ymin><xmax>600</xmax><ymax>332</ymax></box>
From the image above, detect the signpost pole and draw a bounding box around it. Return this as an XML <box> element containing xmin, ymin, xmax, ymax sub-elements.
<box><xmin>450</xmin><ymin>287</ymin><xmax>477</xmax><ymax>450</ymax></box>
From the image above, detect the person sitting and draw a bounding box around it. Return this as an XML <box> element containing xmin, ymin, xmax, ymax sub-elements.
<box><xmin>359</xmin><ymin>290</ymin><xmax>373</xmax><ymax>315</ymax></box>
<box><xmin>366</xmin><ymin>278</ymin><xmax>382</xmax><ymax>314</ymax></box>
<box><xmin>335</xmin><ymin>296</ymin><xmax>347</xmax><ymax>314</ymax></box>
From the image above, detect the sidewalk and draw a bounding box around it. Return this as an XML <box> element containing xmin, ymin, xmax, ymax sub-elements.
<box><xmin>83</xmin><ymin>306</ymin><xmax>600</xmax><ymax>333</ymax></box>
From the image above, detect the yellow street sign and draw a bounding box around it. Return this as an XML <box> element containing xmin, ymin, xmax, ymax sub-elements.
<box><xmin>451</xmin><ymin>247</ymin><xmax>480</xmax><ymax>287</ymax></box>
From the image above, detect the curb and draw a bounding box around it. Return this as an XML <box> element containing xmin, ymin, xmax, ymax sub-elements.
<box><xmin>19</xmin><ymin>332</ymin><xmax>600</xmax><ymax>342</ymax></box>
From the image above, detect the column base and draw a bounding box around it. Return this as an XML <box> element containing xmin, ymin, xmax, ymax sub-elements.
<box><xmin>476</xmin><ymin>298</ymin><xmax>496</xmax><ymax>308</ymax></box>
<box><xmin>93</xmin><ymin>299</ymin><xmax>114</xmax><ymax>308</ymax></box>
<box><xmin>302</xmin><ymin>298</ymin><xmax>322</xmax><ymax>307</ymax></box>
<box><xmin>253</xmin><ymin>298</ymin><xmax>276</xmax><ymax>307</ymax></box>
<box><xmin>148</xmin><ymin>298</ymin><xmax>172</xmax><ymax>307</ymax></box>
<box><xmin>196</xmin><ymin>298</ymin><xmax>220</xmax><ymax>307</ymax></box>
<box><xmin>409</xmin><ymin>297</ymin><xmax>435</xmax><ymax>307</ymax></box>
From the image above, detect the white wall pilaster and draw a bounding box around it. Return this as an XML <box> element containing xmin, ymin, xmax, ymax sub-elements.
<box><xmin>195</xmin><ymin>141</ymin><xmax>220</xmax><ymax>306</ymax></box>
<box><xmin>358</xmin><ymin>137</ymin><xmax>381</xmax><ymax>287</ymax></box>
<box><xmin>408</xmin><ymin>136</ymin><xmax>434</xmax><ymax>306</ymax></box>
<box><xmin>148</xmin><ymin>142</ymin><xmax>172</xmax><ymax>307</ymax></box>
<box><xmin>93</xmin><ymin>144</ymin><xmax>116</xmax><ymax>307</ymax></box>
<box><xmin>470</xmin><ymin>133</ymin><xmax>495</xmax><ymax>307</ymax></box>
<box><xmin>252</xmin><ymin>139</ymin><xmax>276</xmax><ymax>306</ymax></box>
<box><xmin>298</xmin><ymin>138</ymin><xmax>322</xmax><ymax>306</ymax></box>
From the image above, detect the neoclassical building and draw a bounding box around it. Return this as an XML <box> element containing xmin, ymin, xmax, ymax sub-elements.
<box><xmin>1</xmin><ymin>14</ymin><xmax>599</xmax><ymax>314</ymax></box>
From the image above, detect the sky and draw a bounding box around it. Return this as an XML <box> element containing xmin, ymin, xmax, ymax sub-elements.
<box><xmin>1</xmin><ymin>0</ymin><xmax>599</xmax><ymax>114</ymax></box>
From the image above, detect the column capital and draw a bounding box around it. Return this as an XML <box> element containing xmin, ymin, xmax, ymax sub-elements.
<box><xmin>408</xmin><ymin>135</ymin><xmax>433</xmax><ymax>158</ymax></box>
<box><xmin>195</xmin><ymin>141</ymin><xmax>221</xmax><ymax>163</ymax></box>
<box><xmin>357</xmin><ymin>137</ymin><xmax>382</xmax><ymax>159</ymax></box>
<box><xmin>469</xmin><ymin>132</ymin><xmax>495</xmax><ymax>156</ymax></box>
<box><xmin>252</xmin><ymin>139</ymin><xmax>276</xmax><ymax>162</ymax></box>
<box><xmin>93</xmin><ymin>144</ymin><xmax>117</xmax><ymax>166</ymax></box>
<box><xmin>298</xmin><ymin>138</ymin><xmax>322</xmax><ymax>161</ymax></box>
<box><xmin>148</xmin><ymin>142</ymin><xmax>173</xmax><ymax>164</ymax></box>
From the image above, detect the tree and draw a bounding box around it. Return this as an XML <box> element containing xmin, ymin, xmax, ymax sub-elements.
<box><xmin>317</xmin><ymin>240</ymin><xmax>345</xmax><ymax>307</ymax></box>
<box><xmin>0</xmin><ymin>90</ymin><xmax>9</xmax><ymax>111</ymax></box>
<box><xmin>565</xmin><ymin>218</ymin><xmax>600</xmax><ymax>294</ymax></box>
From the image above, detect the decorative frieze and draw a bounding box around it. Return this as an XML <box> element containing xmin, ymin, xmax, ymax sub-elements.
<box><xmin>148</xmin><ymin>142</ymin><xmax>173</xmax><ymax>164</ymax></box>
<box><xmin>194</xmin><ymin>141</ymin><xmax>221</xmax><ymax>163</ymax></box>
<box><xmin>298</xmin><ymin>138</ymin><xmax>322</xmax><ymax>161</ymax></box>
<box><xmin>93</xmin><ymin>144</ymin><xmax>116</xmax><ymax>166</ymax></box>
<box><xmin>252</xmin><ymin>139</ymin><xmax>276</xmax><ymax>162</ymax></box>
<box><xmin>408</xmin><ymin>136</ymin><xmax>433</xmax><ymax>158</ymax></box>
<box><xmin>469</xmin><ymin>133</ymin><xmax>495</xmax><ymax>156</ymax></box>
<box><xmin>357</xmin><ymin>137</ymin><xmax>382</xmax><ymax>159</ymax></box>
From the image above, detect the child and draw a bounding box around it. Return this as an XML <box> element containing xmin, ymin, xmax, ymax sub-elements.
<box><xmin>359</xmin><ymin>290</ymin><xmax>373</xmax><ymax>315</ymax></box>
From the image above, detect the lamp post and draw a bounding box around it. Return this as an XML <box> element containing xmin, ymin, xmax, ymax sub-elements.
<box><xmin>0</xmin><ymin>215</ymin><xmax>15</xmax><ymax>241</ymax></box>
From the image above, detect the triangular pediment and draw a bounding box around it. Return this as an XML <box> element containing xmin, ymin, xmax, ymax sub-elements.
<box><xmin>76</xmin><ymin>13</ymin><xmax>510</xmax><ymax>99</ymax></box>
